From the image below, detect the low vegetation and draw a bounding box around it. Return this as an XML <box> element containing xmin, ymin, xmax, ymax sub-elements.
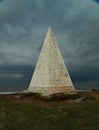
<box><xmin>0</xmin><ymin>91</ymin><xmax>99</xmax><ymax>130</ymax></box>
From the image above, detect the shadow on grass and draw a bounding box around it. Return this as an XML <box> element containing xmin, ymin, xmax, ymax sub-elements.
<box><xmin>22</xmin><ymin>92</ymin><xmax>81</xmax><ymax>102</ymax></box>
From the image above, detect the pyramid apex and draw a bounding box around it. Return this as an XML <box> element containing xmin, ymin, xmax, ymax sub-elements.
<box><xmin>47</xmin><ymin>26</ymin><xmax>53</xmax><ymax>33</ymax></box>
<box><xmin>48</xmin><ymin>26</ymin><xmax>52</xmax><ymax>30</ymax></box>
<box><xmin>46</xmin><ymin>26</ymin><xmax>55</xmax><ymax>40</ymax></box>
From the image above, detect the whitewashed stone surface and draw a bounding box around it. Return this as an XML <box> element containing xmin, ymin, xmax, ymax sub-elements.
<box><xmin>28</xmin><ymin>27</ymin><xmax>76</xmax><ymax>96</ymax></box>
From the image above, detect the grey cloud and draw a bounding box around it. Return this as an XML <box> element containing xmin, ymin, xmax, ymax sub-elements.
<box><xmin>0</xmin><ymin>65</ymin><xmax>34</xmax><ymax>89</ymax></box>
<box><xmin>0</xmin><ymin>0</ymin><xmax>99</xmax><ymax>88</ymax></box>
<box><xmin>94</xmin><ymin>0</ymin><xmax>99</xmax><ymax>3</ymax></box>
<box><xmin>0</xmin><ymin>73</ymin><xmax>24</xmax><ymax>78</ymax></box>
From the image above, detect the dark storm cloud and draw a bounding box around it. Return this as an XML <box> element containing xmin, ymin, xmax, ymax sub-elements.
<box><xmin>0</xmin><ymin>0</ymin><xmax>99</xmax><ymax>88</ymax></box>
<box><xmin>94</xmin><ymin>0</ymin><xmax>99</xmax><ymax>3</ymax></box>
<box><xmin>0</xmin><ymin>65</ymin><xmax>34</xmax><ymax>89</ymax></box>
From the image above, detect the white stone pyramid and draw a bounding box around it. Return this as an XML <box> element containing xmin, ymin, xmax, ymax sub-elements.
<box><xmin>28</xmin><ymin>27</ymin><xmax>76</xmax><ymax>96</ymax></box>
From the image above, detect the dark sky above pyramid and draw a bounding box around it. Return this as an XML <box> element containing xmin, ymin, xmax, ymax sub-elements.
<box><xmin>0</xmin><ymin>0</ymin><xmax>99</xmax><ymax>90</ymax></box>
<box><xmin>94</xmin><ymin>0</ymin><xmax>99</xmax><ymax>3</ymax></box>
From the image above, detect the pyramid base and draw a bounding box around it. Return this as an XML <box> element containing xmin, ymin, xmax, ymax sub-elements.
<box><xmin>28</xmin><ymin>86</ymin><xmax>77</xmax><ymax>97</ymax></box>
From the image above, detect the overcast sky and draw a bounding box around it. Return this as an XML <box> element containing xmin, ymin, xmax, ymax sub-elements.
<box><xmin>0</xmin><ymin>0</ymin><xmax>99</xmax><ymax>90</ymax></box>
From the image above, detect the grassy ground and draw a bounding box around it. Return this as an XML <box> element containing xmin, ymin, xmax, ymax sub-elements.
<box><xmin>0</xmin><ymin>91</ymin><xmax>99</xmax><ymax>130</ymax></box>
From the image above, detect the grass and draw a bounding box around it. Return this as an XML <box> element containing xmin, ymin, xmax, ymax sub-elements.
<box><xmin>0</xmin><ymin>92</ymin><xmax>99</xmax><ymax>130</ymax></box>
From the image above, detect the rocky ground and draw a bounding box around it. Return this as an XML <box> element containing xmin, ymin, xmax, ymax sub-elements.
<box><xmin>0</xmin><ymin>90</ymin><xmax>99</xmax><ymax>107</ymax></box>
